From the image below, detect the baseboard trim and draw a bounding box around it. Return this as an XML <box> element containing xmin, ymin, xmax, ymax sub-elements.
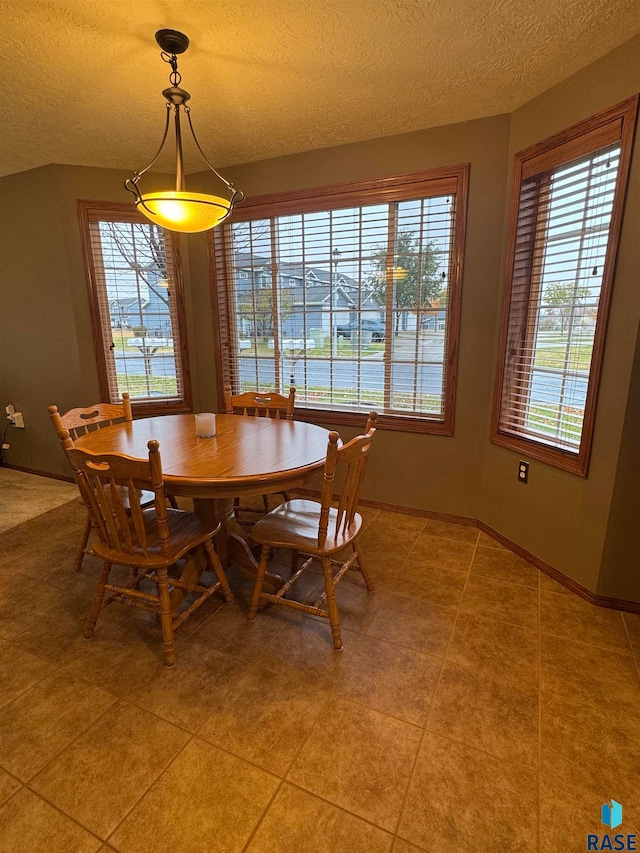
<box><xmin>293</xmin><ymin>488</ymin><xmax>640</xmax><ymax>615</ymax></box>
<box><xmin>2</xmin><ymin>463</ymin><xmax>74</xmax><ymax>484</ymax></box>
<box><xmin>6</xmin><ymin>475</ymin><xmax>638</xmax><ymax>614</ymax></box>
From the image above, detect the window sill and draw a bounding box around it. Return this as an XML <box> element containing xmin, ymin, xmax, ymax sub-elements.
<box><xmin>491</xmin><ymin>430</ymin><xmax>588</xmax><ymax>477</ymax></box>
<box><xmin>130</xmin><ymin>401</ymin><xmax>192</xmax><ymax>418</ymax></box>
<box><xmin>293</xmin><ymin>406</ymin><xmax>453</xmax><ymax>435</ymax></box>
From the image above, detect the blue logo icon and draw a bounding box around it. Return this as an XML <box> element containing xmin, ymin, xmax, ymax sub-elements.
<box><xmin>602</xmin><ymin>800</ymin><xmax>623</xmax><ymax>830</ymax></box>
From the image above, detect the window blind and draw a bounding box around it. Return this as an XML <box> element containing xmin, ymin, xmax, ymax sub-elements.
<box><xmin>212</xmin><ymin>167</ymin><xmax>468</xmax><ymax>433</ymax></box>
<box><xmin>493</xmin><ymin>96</ymin><xmax>638</xmax><ymax>474</ymax></box>
<box><xmin>80</xmin><ymin>205</ymin><xmax>190</xmax><ymax>409</ymax></box>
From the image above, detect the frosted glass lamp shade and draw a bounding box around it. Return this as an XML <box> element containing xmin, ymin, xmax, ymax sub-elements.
<box><xmin>136</xmin><ymin>191</ymin><xmax>232</xmax><ymax>233</ymax></box>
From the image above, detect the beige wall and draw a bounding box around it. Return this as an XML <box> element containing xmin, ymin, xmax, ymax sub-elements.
<box><xmin>0</xmin><ymin>164</ymin><xmax>198</xmax><ymax>477</ymax></box>
<box><xmin>479</xmin><ymin>35</ymin><xmax>640</xmax><ymax>593</ymax></box>
<box><xmin>190</xmin><ymin>113</ymin><xmax>511</xmax><ymax>518</ymax></box>
<box><xmin>1</xmin><ymin>35</ymin><xmax>638</xmax><ymax>600</ymax></box>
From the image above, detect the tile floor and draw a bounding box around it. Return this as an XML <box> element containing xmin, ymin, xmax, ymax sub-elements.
<box><xmin>0</xmin><ymin>495</ymin><xmax>639</xmax><ymax>852</ymax></box>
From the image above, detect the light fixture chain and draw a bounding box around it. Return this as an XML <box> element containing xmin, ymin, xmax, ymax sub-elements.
<box><xmin>160</xmin><ymin>50</ymin><xmax>182</xmax><ymax>87</ymax></box>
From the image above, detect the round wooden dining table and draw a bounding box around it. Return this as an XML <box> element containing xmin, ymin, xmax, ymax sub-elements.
<box><xmin>73</xmin><ymin>413</ymin><xmax>331</xmax><ymax>593</ymax></box>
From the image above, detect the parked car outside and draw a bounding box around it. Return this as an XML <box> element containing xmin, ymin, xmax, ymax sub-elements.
<box><xmin>336</xmin><ymin>318</ymin><xmax>385</xmax><ymax>341</ymax></box>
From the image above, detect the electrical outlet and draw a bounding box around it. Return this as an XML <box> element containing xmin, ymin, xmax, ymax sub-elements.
<box><xmin>11</xmin><ymin>412</ymin><xmax>24</xmax><ymax>428</ymax></box>
<box><xmin>518</xmin><ymin>460</ymin><xmax>529</xmax><ymax>483</ymax></box>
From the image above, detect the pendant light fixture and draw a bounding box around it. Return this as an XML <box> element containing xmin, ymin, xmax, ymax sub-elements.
<box><xmin>125</xmin><ymin>29</ymin><xmax>244</xmax><ymax>233</ymax></box>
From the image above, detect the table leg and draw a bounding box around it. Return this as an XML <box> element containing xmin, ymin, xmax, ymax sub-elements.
<box><xmin>192</xmin><ymin>497</ymin><xmax>284</xmax><ymax>594</ymax></box>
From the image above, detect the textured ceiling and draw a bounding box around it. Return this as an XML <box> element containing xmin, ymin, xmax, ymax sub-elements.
<box><xmin>1</xmin><ymin>0</ymin><xmax>639</xmax><ymax>178</ymax></box>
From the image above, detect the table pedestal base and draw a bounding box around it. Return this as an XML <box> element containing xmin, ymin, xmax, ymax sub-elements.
<box><xmin>191</xmin><ymin>497</ymin><xmax>284</xmax><ymax>594</ymax></box>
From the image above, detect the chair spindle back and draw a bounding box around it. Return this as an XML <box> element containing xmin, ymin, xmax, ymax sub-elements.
<box><xmin>318</xmin><ymin>412</ymin><xmax>377</xmax><ymax>548</ymax></box>
<box><xmin>64</xmin><ymin>438</ymin><xmax>169</xmax><ymax>558</ymax></box>
<box><xmin>224</xmin><ymin>385</ymin><xmax>295</xmax><ymax>420</ymax></box>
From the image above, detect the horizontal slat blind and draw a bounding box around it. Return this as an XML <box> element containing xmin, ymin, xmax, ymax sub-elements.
<box><xmin>213</xmin><ymin>170</ymin><xmax>466</xmax><ymax>428</ymax></box>
<box><xmin>495</xmin><ymin>95</ymin><xmax>638</xmax><ymax>467</ymax></box>
<box><xmin>83</xmin><ymin>211</ymin><xmax>187</xmax><ymax>406</ymax></box>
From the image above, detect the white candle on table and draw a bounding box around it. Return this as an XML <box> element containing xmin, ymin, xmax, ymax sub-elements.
<box><xmin>195</xmin><ymin>413</ymin><xmax>216</xmax><ymax>437</ymax></box>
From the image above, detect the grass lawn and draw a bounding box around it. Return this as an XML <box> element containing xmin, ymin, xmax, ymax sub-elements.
<box><xmin>117</xmin><ymin>374</ymin><xmax>178</xmax><ymax>398</ymax></box>
<box><xmin>526</xmin><ymin>403</ymin><xmax>583</xmax><ymax>442</ymax></box>
<box><xmin>534</xmin><ymin>343</ymin><xmax>593</xmax><ymax>370</ymax></box>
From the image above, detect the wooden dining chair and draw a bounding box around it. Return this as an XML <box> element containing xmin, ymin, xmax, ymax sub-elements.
<box><xmin>224</xmin><ymin>384</ymin><xmax>296</xmax><ymax>522</ymax></box>
<box><xmin>49</xmin><ymin>395</ymin><xmax>176</xmax><ymax>571</ymax></box>
<box><xmin>62</xmin><ymin>433</ymin><xmax>234</xmax><ymax>668</ymax></box>
<box><xmin>248</xmin><ymin>412</ymin><xmax>378</xmax><ymax>651</ymax></box>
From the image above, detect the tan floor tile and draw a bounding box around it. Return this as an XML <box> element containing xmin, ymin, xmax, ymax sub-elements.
<box><xmin>458</xmin><ymin>575</ymin><xmax>539</xmax><ymax>628</ymax></box>
<box><xmin>0</xmin><ymin>770</ymin><xmax>20</xmax><ymax>808</ymax></box>
<box><xmin>540</xmin><ymin>591</ymin><xmax>630</xmax><ymax>652</ymax></box>
<box><xmin>406</xmin><ymin>533</ymin><xmax>475</xmax><ymax>572</ymax></box>
<box><xmin>0</xmin><ymin>788</ymin><xmax>101</xmax><ymax>853</ymax></box>
<box><xmin>287</xmin><ymin>697</ymin><xmax>421</xmax><ymax>832</ymax></box>
<box><xmin>540</xmin><ymin>686</ymin><xmax>640</xmax><ymax>780</ymax></box>
<box><xmin>30</xmin><ymin>701</ymin><xmax>189</xmax><ymax>839</ymax></box>
<box><xmin>394</xmin><ymin>560</ymin><xmax>467</xmax><ymax>608</ymax></box>
<box><xmin>357</xmin><ymin>505</ymin><xmax>381</xmax><ymax>531</ymax></box>
<box><xmin>0</xmin><ymin>639</ymin><xmax>55</xmax><ymax>709</ymax></box>
<box><xmin>336</xmin><ymin>634</ymin><xmax>441</xmax><ymax>726</ymax></box>
<box><xmin>392</xmin><ymin>840</ymin><xmax>427</xmax><ymax>852</ymax></box>
<box><xmin>346</xmin><ymin>548</ymin><xmax>401</xmax><ymax>591</ymax></box>
<box><xmin>190</xmin><ymin>599</ymin><xmax>287</xmax><ymax>662</ymax></box>
<box><xmin>623</xmin><ymin>612</ymin><xmax>640</xmax><ymax>648</ymax></box>
<box><xmin>51</xmin><ymin>558</ymin><xmax>135</xmax><ymax>603</ymax></box>
<box><xmin>357</xmin><ymin>512</ymin><xmax>425</xmax><ymax>557</ymax></box>
<box><xmin>425</xmin><ymin>518</ymin><xmax>479</xmax><ymax>544</ymax></box>
<box><xmin>428</xmin><ymin>660</ymin><xmax>539</xmax><ymax>767</ymax></box>
<box><xmin>366</xmin><ymin>592</ymin><xmax>456</xmax><ymax>657</ymax></box>
<box><xmin>254</xmin><ymin>614</ymin><xmax>354</xmax><ymax>690</ymax></box>
<box><xmin>328</xmin><ymin>575</ymin><xmax>380</xmax><ymax>633</ymax></box>
<box><xmin>0</xmin><ymin>500</ymin><xmax>85</xmax><ymax>554</ymax></box>
<box><xmin>246</xmin><ymin>783</ymin><xmax>394</xmax><ymax>852</ymax></box>
<box><xmin>540</xmin><ymin>755</ymin><xmax>640</xmax><ymax>852</ymax></box>
<box><xmin>0</xmin><ymin>575</ymin><xmax>79</xmax><ymax>640</ymax></box>
<box><xmin>540</xmin><ymin>634</ymin><xmax>638</xmax><ymax>704</ymax></box>
<box><xmin>109</xmin><ymin>737</ymin><xmax>278</xmax><ymax>853</ymax></box>
<box><xmin>538</xmin><ymin>572</ymin><xmax>573</xmax><ymax>596</ymax></box>
<box><xmin>125</xmin><ymin>639</ymin><xmax>249</xmax><ymax>732</ymax></box>
<box><xmin>447</xmin><ymin>613</ymin><xmax>539</xmax><ymax>688</ymax></box>
<box><xmin>476</xmin><ymin>530</ymin><xmax>509</xmax><ymax>550</ymax></box>
<box><xmin>198</xmin><ymin>666</ymin><xmax>328</xmax><ymax>775</ymax></box>
<box><xmin>63</xmin><ymin>618</ymin><xmax>173</xmax><ymax>696</ymax></box>
<box><xmin>12</xmin><ymin>586</ymin><xmax>128</xmax><ymax>665</ymax></box>
<box><xmin>0</xmin><ymin>670</ymin><xmax>115</xmax><ymax>781</ymax></box>
<box><xmin>471</xmin><ymin>546</ymin><xmax>539</xmax><ymax>588</ymax></box>
<box><xmin>398</xmin><ymin>732</ymin><xmax>538</xmax><ymax>852</ymax></box>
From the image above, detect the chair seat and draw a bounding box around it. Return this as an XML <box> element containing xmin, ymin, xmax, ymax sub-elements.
<box><xmin>251</xmin><ymin>499</ymin><xmax>362</xmax><ymax>555</ymax></box>
<box><xmin>89</xmin><ymin>508</ymin><xmax>220</xmax><ymax>568</ymax></box>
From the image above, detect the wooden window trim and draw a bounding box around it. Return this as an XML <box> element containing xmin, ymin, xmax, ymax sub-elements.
<box><xmin>491</xmin><ymin>96</ymin><xmax>639</xmax><ymax>476</ymax></box>
<box><xmin>209</xmin><ymin>166</ymin><xmax>469</xmax><ymax>435</ymax></box>
<box><xmin>77</xmin><ymin>200</ymin><xmax>192</xmax><ymax>415</ymax></box>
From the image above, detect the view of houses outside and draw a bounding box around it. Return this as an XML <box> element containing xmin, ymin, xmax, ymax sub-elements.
<box><xmin>91</xmin><ymin>149</ymin><xmax>614</xmax><ymax>428</ymax></box>
<box><xmin>226</xmin><ymin>197</ymin><xmax>453</xmax><ymax>416</ymax></box>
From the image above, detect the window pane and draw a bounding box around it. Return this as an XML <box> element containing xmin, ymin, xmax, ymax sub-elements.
<box><xmin>499</xmin><ymin>144</ymin><xmax>620</xmax><ymax>451</ymax></box>
<box><xmin>493</xmin><ymin>96</ymin><xmax>638</xmax><ymax>473</ymax></box>
<box><xmin>81</xmin><ymin>209</ymin><xmax>189</xmax><ymax>407</ymax></box>
<box><xmin>221</xmin><ymin>180</ymin><xmax>461</xmax><ymax>426</ymax></box>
